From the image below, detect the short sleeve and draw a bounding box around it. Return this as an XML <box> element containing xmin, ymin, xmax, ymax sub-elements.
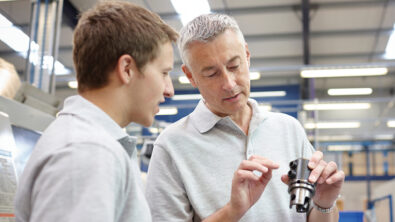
<box><xmin>29</xmin><ymin>143</ymin><xmax>125</xmax><ymax>222</ymax></box>
<box><xmin>145</xmin><ymin>144</ymin><xmax>194</xmax><ymax>222</ymax></box>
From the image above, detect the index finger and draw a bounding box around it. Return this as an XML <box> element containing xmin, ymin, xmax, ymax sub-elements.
<box><xmin>308</xmin><ymin>151</ymin><xmax>323</xmax><ymax>169</ymax></box>
<box><xmin>250</xmin><ymin>155</ymin><xmax>279</xmax><ymax>169</ymax></box>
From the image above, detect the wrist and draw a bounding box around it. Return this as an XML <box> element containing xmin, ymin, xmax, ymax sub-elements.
<box><xmin>224</xmin><ymin>203</ymin><xmax>243</xmax><ymax>222</ymax></box>
<box><xmin>313</xmin><ymin>201</ymin><xmax>336</xmax><ymax>213</ymax></box>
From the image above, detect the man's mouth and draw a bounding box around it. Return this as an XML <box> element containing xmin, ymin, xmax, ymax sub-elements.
<box><xmin>223</xmin><ymin>93</ymin><xmax>239</xmax><ymax>101</ymax></box>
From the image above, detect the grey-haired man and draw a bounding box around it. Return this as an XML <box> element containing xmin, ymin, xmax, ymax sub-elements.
<box><xmin>146</xmin><ymin>14</ymin><xmax>344</xmax><ymax>222</ymax></box>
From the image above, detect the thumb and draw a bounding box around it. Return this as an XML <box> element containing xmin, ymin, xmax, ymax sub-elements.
<box><xmin>281</xmin><ymin>174</ymin><xmax>289</xmax><ymax>185</ymax></box>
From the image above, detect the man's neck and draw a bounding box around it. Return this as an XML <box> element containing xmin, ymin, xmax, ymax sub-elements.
<box><xmin>80</xmin><ymin>88</ymin><xmax>129</xmax><ymax>127</ymax></box>
<box><xmin>230</xmin><ymin>103</ymin><xmax>252</xmax><ymax>135</ymax></box>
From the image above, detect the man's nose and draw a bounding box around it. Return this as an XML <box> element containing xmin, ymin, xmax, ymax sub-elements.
<box><xmin>222</xmin><ymin>71</ymin><xmax>236</xmax><ymax>91</ymax></box>
<box><xmin>163</xmin><ymin>75</ymin><xmax>174</xmax><ymax>98</ymax></box>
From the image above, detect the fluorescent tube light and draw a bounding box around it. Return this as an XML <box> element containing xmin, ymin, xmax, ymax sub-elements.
<box><xmin>0</xmin><ymin>111</ymin><xmax>9</xmax><ymax>118</ymax></box>
<box><xmin>171</xmin><ymin>0</ymin><xmax>211</xmax><ymax>25</ymax></box>
<box><xmin>328</xmin><ymin>88</ymin><xmax>372</xmax><ymax>96</ymax></box>
<box><xmin>308</xmin><ymin>135</ymin><xmax>353</xmax><ymax>141</ymax></box>
<box><xmin>384</xmin><ymin>24</ymin><xmax>395</xmax><ymax>59</ymax></box>
<box><xmin>327</xmin><ymin>145</ymin><xmax>362</xmax><ymax>151</ymax></box>
<box><xmin>148</xmin><ymin>127</ymin><xmax>159</xmax><ymax>134</ymax></box>
<box><xmin>0</xmin><ymin>13</ymin><xmax>70</xmax><ymax>75</ymax></box>
<box><xmin>301</xmin><ymin>67</ymin><xmax>388</xmax><ymax>78</ymax></box>
<box><xmin>249</xmin><ymin>72</ymin><xmax>260</xmax><ymax>80</ymax></box>
<box><xmin>68</xmin><ymin>81</ymin><xmax>78</xmax><ymax>89</ymax></box>
<box><xmin>387</xmin><ymin>120</ymin><xmax>395</xmax><ymax>128</ymax></box>
<box><xmin>375</xmin><ymin>134</ymin><xmax>394</xmax><ymax>140</ymax></box>
<box><xmin>179</xmin><ymin>72</ymin><xmax>261</xmax><ymax>83</ymax></box>
<box><xmin>303</xmin><ymin>103</ymin><xmax>370</xmax><ymax>110</ymax></box>
<box><xmin>304</xmin><ymin>122</ymin><xmax>360</xmax><ymax>129</ymax></box>
<box><xmin>259</xmin><ymin>104</ymin><xmax>272</xmax><ymax>112</ymax></box>
<box><xmin>157</xmin><ymin>107</ymin><xmax>178</xmax><ymax>115</ymax></box>
<box><xmin>178</xmin><ymin>76</ymin><xmax>190</xmax><ymax>84</ymax></box>
<box><xmin>250</xmin><ymin>91</ymin><xmax>286</xmax><ymax>98</ymax></box>
<box><xmin>172</xmin><ymin>94</ymin><xmax>202</xmax><ymax>100</ymax></box>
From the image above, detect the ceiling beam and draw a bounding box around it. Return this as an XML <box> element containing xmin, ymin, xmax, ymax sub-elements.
<box><xmin>62</xmin><ymin>0</ymin><xmax>79</xmax><ymax>28</ymax></box>
<box><xmin>301</xmin><ymin>0</ymin><xmax>312</xmax><ymax>99</ymax></box>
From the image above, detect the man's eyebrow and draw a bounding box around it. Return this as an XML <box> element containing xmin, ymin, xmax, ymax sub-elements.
<box><xmin>200</xmin><ymin>56</ymin><xmax>241</xmax><ymax>73</ymax></box>
<box><xmin>200</xmin><ymin>65</ymin><xmax>216</xmax><ymax>73</ymax></box>
<box><xmin>163</xmin><ymin>66</ymin><xmax>173</xmax><ymax>72</ymax></box>
<box><xmin>227</xmin><ymin>56</ymin><xmax>241</xmax><ymax>64</ymax></box>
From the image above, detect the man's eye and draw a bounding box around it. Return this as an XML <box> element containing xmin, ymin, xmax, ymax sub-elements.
<box><xmin>207</xmin><ymin>72</ymin><xmax>217</xmax><ymax>77</ymax></box>
<box><xmin>229</xmin><ymin>65</ymin><xmax>239</xmax><ymax>70</ymax></box>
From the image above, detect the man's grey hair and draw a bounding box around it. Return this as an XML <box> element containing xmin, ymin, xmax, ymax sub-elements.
<box><xmin>177</xmin><ymin>13</ymin><xmax>245</xmax><ymax>67</ymax></box>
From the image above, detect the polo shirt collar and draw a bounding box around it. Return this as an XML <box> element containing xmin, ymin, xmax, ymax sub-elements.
<box><xmin>190</xmin><ymin>98</ymin><xmax>268</xmax><ymax>134</ymax></box>
<box><xmin>58</xmin><ymin>95</ymin><xmax>129</xmax><ymax>141</ymax></box>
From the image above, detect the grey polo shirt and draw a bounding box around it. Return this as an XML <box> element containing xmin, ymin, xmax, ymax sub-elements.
<box><xmin>146</xmin><ymin>99</ymin><xmax>314</xmax><ymax>222</ymax></box>
<box><xmin>15</xmin><ymin>95</ymin><xmax>151</xmax><ymax>222</ymax></box>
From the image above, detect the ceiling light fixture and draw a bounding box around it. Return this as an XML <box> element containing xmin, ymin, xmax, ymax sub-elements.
<box><xmin>157</xmin><ymin>107</ymin><xmax>178</xmax><ymax>115</ymax></box>
<box><xmin>178</xmin><ymin>76</ymin><xmax>190</xmax><ymax>84</ymax></box>
<box><xmin>259</xmin><ymin>104</ymin><xmax>272</xmax><ymax>112</ymax></box>
<box><xmin>300</xmin><ymin>67</ymin><xmax>388</xmax><ymax>78</ymax></box>
<box><xmin>384</xmin><ymin>23</ymin><xmax>395</xmax><ymax>59</ymax></box>
<box><xmin>67</xmin><ymin>81</ymin><xmax>78</xmax><ymax>89</ymax></box>
<box><xmin>304</xmin><ymin>122</ymin><xmax>360</xmax><ymax>129</ymax></box>
<box><xmin>250</xmin><ymin>91</ymin><xmax>286</xmax><ymax>98</ymax></box>
<box><xmin>308</xmin><ymin>135</ymin><xmax>353</xmax><ymax>141</ymax></box>
<box><xmin>327</xmin><ymin>145</ymin><xmax>363</xmax><ymax>151</ymax></box>
<box><xmin>0</xmin><ymin>13</ymin><xmax>70</xmax><ymax>75</ymax></box>
<box><xmin>375</xmin><ymin>134</ymin><xmax>394</xmax><ymax>140</ymax></box>
<box><xmin>303</xmin><ymin>102</ymin><xmax>371</xmax><ymax>110</ymax></box>
<box><xmin>387</xmin><ymin>120</ymin><xmax>395</xmax><ymax>128</ymax></box>
<box><xmin>170</xmin><ymin>0</ymin><xmax>211</xmax><ymax>25</ymax></box>
<box><xmin>249</xmin><ymin>72</ymin><xmax>261</xmax><ymax>80</ymax></box>
<box><xmin>172</xmin><ymin>94</ymin><xmax>202</xmax><ymax>100</ymax></box>
<box><xmin>327</xmin><ymin>88</ymin><xmax>373</xmax><ymax>96</ymax></box>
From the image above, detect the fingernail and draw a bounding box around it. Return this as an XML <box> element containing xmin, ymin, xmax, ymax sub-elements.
<box><xmin>309</xmin><ymin>175</ymin><xmax>316</xmax><ymax>182</ymax></box>
<box><xmin>326</xmin><ymin>178</ymin><xmax>332</xmax><ymax>184</ymax></box>
<box><xmin>308</xmin><ymin>162</ymin><xmax>315</xmax><ymax>168</ymax></box>
<box><xmin>262</xmin><ymin>167</ymin><xmax>268</xmax><ymax>173</ymax></box>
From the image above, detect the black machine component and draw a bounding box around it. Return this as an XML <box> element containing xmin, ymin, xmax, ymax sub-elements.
<box><xmin>288</xmin><ymin>158</ymin><xmax>316</xmax><ymax>213</ymax></box>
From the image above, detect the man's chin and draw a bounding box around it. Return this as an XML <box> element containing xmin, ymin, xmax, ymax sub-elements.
<box><xmin>136</xmin><ymin>116</ymin><xmax>154</xmax><ymax>128</ymax></box>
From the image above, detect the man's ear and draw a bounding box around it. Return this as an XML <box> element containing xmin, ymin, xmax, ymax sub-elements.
<box><xmin>181</xmin><ymin>64</ymin><xmax>197</xmax><ymax>88</ymax></box>
<box><xmin>116</xmin><ymin>54</ymin><xmax>138</xmax><ymax>84</ymax></box>
<box><xmin>245</xmin><ymin>43</ymin><xmax>251</xmax><ymax>68</ymax></box>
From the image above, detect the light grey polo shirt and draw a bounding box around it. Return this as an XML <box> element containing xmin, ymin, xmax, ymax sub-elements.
<box><xmin>15</xmin><ymin>95</ymin><xmax>151</xmax><ymax>222</ymax></box>
<box><xmin>146</xmin><ymin>99</ymin><xmax>314</xmax><ymax>222</ymax></box>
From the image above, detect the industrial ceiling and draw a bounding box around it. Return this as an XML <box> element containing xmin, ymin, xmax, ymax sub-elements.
<box><xmin>1</xmin><ymin>0</ymin><xmax>395</xmax><ymax>142</ymax></box>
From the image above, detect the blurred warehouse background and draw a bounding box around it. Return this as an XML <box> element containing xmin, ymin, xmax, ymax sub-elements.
<box><xmin>1</xmin><ymin>0</ymin><xmax>395</xmax><ymax>221</ymax></box>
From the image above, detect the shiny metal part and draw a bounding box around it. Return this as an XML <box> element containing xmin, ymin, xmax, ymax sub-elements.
<box><xmin>288</xmin><ymin>158</ymin><xmax>316</xmax><ymax>213</ymax></box>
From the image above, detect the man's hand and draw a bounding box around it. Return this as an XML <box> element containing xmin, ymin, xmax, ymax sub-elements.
<box><xmin>281</xmin><ymin>151</ymin><xmax>345</xmax><ymax>208</ymax></box>
<box><xmin>203</xmin><ymin>155</ymin><xmax>279</xmax><ymax>222</ymax></box>
<box><xmin>307</xmin><ymin>151</ymin><xmax>345</xmax><ymax>208</ymax></box>
<box><xmin>228</xmin><ymin>155</ymin><xmax>279</xmax><ymax>220</ymax></box>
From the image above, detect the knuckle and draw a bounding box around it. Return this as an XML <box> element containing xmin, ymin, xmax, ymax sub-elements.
<box><xmin>235</xmin><ymin>170</ymin><xmax>243</xmax><ymax>177</ymax></box>
<box><xmin>328</xmin><ymin>161</ymin><xmax>337</xmax><ymax>168</ymax></box>
<box><xmin>319</xmin><ymin>160</ymin><xmax>327</xmax><ymax>167</ymax></box>
<box><xmin>316</xmin><ymin>151</ymin><xmax>323</xmax><ymax>158</ymax></box>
